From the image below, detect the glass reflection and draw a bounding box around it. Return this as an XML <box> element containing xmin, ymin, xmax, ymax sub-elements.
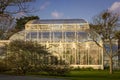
<box><xmin>65</xmin><ymin>32</ymin><xmax>75</xmax><ymax>42</ymax></box>
<box><xmin>78</xmin><ymin>32</ymin><xmax>88</xmax><ymax>42</ymax></box>
<box><xmin>31</xmin><ymin>32</ymin><xmax>37</xmax><ymax>39</ymax></box>
<box><xmin>42</xmin><ymin>32</ymin><xmax>50</xmax><ymax>42</ymax></box>
<box><xmin>53</xmin><ymin>32</ymin><xmax>62</xmax><ymax>42</ymax></box>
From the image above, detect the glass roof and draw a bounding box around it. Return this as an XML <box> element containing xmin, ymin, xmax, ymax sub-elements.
<box><xmin>27</xmin><ymin>19</ymin><xmax>87</xmax><ymax>24</ymax></box>
<box><xmin>9</xmin><ymin>30</ymin><xmax>102</xmax><ymax>43</ymax></box>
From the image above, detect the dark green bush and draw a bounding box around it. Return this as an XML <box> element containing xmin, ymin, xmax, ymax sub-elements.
<box><xmin>72</xmin><ymin>67</ymin><xmax>95</xmax><ymax>71</ymax></box>
<box><xmin>104</xmin><ymin>66</ymin><xmax>109</xmax><ymax>70</ymax></box>
<box><xmin>0</xmin><ymin>62</ymin><xmax>10</xmax><ymax>72</ymax></box>
<box><xmin>43</xmin><ymin>65</ymin><xmax>70</xmax><ymax>76</ymax></box>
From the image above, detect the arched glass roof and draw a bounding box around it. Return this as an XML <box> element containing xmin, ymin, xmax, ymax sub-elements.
<box><xmin>9</xmin><ymin>19</ymin><xmax>102</xmax><ymax>43</ymax></box>
<box><xmin>24</xmin><ymin>31</ymin><xmax>102</xmax><ymax>43</ymax></box>
<box><xmin>26</xmin><ymin>19</ymin><xmax>87</xmax><ymax>24</ymax></box>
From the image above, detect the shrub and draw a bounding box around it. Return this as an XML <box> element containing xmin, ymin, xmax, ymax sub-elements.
<box><xmin>43</xmin><ymin>65</ymin><xmax>70</xmax><ymax>76</ymax></box>
<box><xmin>0</xmin><ymin>61</ymin><xmax>10</xmax><ymax>72</ymax></box>
<box><xmin>72</xmin><ymin>67</ymin><xmax>95</xmax><ymax>71</ymax></box>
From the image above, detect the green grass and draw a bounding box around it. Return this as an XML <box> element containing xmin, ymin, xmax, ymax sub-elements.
<box><xmin>63</xmin><ymin>70</ymin><xmax>120</xmax><ymax>80</ymax></box>
<box><xmin>27</xmin><ymin>70</ymin><xmax>120</xmax><ymax>80</ymax></box>
<box><xmin>1</xmin><ymin>70</ymin><xmax>120</xmax><ymax>80</ymax></box>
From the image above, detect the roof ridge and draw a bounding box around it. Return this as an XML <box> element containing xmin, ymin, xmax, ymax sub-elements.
<box><xmin>26</xmin><ymin>19</ymin><xmax>87</xmax><ymax>24</ymax></box>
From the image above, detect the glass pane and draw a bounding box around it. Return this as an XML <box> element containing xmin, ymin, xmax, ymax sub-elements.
<box><xmin>76</xmin><ymin>51</ymin><xmax>81</xmax><ymax>65</ymax></box>
<box><xmin>65</xmin><ymin>48</ymin><xmax>72</xmax><ymax>64</ymax></box>
<box><xmin>53</xmin><ymin>32</ymin><xmax>62</xmax><ymax>42</ymax></box>
<box><xmin>39</xmin><ymin>32</ymin><xmax>41</xmax><ymax>38</ymax></box>
<box><xmin>26</xmin><ymin>32</ymin><xmax>30</xmax><ymax>40</ymax></box>
<box><xmin>80</xmin><ymin>50</ymin><xmax>88</xmax><ymax>65</ymax></box>
<box><xmin>89</xmin><ymin>49</ymin><xmax>99</xmax><ymax>65</ymax></box>
<box><xmin>105</xmin><ymin>43</ymin><xmax>118</xmax><ymax>53</ymax></box>
<box><xmin>38</xmin><ymin>32</ymin><xmax>41</xmax><ymax>41</ymax></box>
<box><xmin>31</xmin><ymin>32</ymin><xmax>37</xmax><ymax>39</ymax></box>
<box><xmin>65</xmin><ymin>32</ymin><xmax>75</xmax><ymax>42</ymax></box>
<box><xmin>78</xmin><ymin>32</ymin><xmax>88</xmax><ymax>42</ymax></box>
<box><xmin>42</xmin><ymin>32</ymin><xmax>50</xmax><ymax>41</ymax></box>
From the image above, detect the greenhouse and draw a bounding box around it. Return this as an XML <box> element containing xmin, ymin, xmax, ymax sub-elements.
<box><xmin>10</xmin><ymin>19</ymin><xmax>104</xmax><ymax>69</ymax></box>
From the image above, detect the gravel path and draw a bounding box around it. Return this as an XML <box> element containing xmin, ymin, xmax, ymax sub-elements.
<box><xmin>0</xmin><ymin>75</ymin><xmax>66</xmax><ymax>80</ymax></box>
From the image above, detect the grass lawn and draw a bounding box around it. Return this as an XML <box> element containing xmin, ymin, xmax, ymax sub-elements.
<box><xmin>1</xmin><ymin>70</ymin><xmax>120</xmax><ymax>80</ymax></box>
<box><xmin>63</xmin><ymin>70</ymin><xmax>120</xmax><ymax>80</ymax></box>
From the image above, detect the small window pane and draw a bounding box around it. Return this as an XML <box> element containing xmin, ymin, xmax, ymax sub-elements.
<box><xmin>26</xmin><ymin>32</ymin><xmax>30</xmax><ymax>40</ymax></box>
<box><xmin>42</xmin><ymin>32</ymin><xmax>50</xmax><ymax>42</ymax></box>
<box><xmin>31</xmin><ymin>32</ymin><xmax>37</xmax><ymax>39</ymax></box>
<box><xmin>66</xmin><ymin>32</ymin><xmax>75</xmax><ymax>42</ymax></box>
<box><xmin>78</xmin><ymin>32</ymin><xmax>88</xmax><ymax>42</ymax></box>
<box><xmin>53</xmin><ymin>32</ymin><xmax>62</xmax><ymax>42</ymax></box>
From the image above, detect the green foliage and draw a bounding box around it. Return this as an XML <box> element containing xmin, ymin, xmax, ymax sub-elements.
<box><xmin>6</xmin><ymin>40</ymin><xmax>49</xmax><ymax>75</ymax></box>
<box><xmin>40</xmin><ymin>56</ymin><xmax>70</xmax><ymax>76</ymax></box>
<box><xmin>15</xmin><ymin>16</ymin><xmax>39</xmax><ymax>31</ymax></box>
<box><xmin>0</xmin><ymin>60</ymin><xmax>10</xmax><ymax>72</ymax></box>
<box><xmin>70</xmin><ymin>67</ymin><xmax>97</xmax><ymax>71</ymax></box>
<box><xmin>43</xmin><ymin>65</ymin><xmax>70</xmax><ymax>76</ymax></box>
<box><xmin>28</xmin><ymin>55</ymin><xmax>70</xmax><ymax>76</ymax></box>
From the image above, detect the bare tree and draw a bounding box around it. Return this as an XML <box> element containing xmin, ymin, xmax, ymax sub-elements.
<box><xmin>90</xmin><ymin>10</ymin><xmax>120</xmax><ymax>74</ymax></box>
<box><xmin>0</xmin><ymin>0</ymin><xmax>35</xmax><ymax>39</ymax></box>
<box><xmin>0</xmin><ymin>0</ymin><xmax>35</xmax><ymax>14</ymax></box>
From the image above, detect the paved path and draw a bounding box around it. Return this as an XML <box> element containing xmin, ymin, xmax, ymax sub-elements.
<box><xmin>0</xmin><ymin>75</ymin><xmax>66</xmax><ymax>80</ymax></box>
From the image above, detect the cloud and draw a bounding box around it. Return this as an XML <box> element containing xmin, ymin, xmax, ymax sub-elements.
<box><xmin>51</xmin><ymin>11</ymin><xmax>63</xmax><ymax>18</ymax></box>
<box><xmin>109</xmin><ymin>2</ymin><xmax>120</xmax><ymax>14</ymax></box>
<box><xmin>40</xmin><ymin>1</ymin><xmax>50</xmax><ymax>10</ymax></box>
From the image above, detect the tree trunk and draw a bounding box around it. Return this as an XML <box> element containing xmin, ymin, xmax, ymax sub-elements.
<box><xmin>118</xmin><ymin>39</ymin><xmax>120</xmax><ymax>61</ymax></box>
<box><xmin>109</xmin><ymin>57</ymin><xmax>113</xmax><ymax>74</ymax></box>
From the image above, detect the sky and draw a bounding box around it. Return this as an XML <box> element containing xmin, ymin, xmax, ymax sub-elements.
<box><xmin>18</xmin><ymin>0</ymin><xmax>120</xmax><ymax>23</ymax></box>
